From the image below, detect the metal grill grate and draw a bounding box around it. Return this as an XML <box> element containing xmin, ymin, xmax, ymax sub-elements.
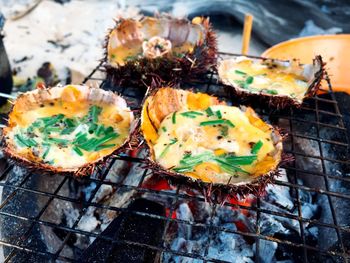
<box><xmin>0</xmin><ymin>53</ymin><xmax>349</xmax><ymax>262</ymax></box>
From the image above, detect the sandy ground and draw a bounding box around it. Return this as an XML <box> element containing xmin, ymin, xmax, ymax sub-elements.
<box><xmin>2</xmin><ymin>0</ymin><xmax>265</xmax><ymax>83</ymax></box>
<box><xmin>3</xmin><ymin>1</ymin><xmax>140</xmax><ymax>82</ymax></box>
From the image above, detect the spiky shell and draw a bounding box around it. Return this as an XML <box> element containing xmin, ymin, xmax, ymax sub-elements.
<box><xmin>104</xmin><ymin>15</ymin><xmax>217</xmax><ymax>88</ymax></box>
<box><xmin>218</xmin><ymin>55</ymin><xmax>324</xmax><ymax>109</ymax></box>
<box><xmin>139</xmin><ymin>87</ymin><xmax>284</xmax><ymax>198</ymax></box>
<box><xmin>2</xmin><ymin>85</ymin><xmax>136</xmax><ymax>175</ymax></box>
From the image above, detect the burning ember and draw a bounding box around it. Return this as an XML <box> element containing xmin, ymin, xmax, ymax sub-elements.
<box><xmin>23</xmin><ymin>157</ymin><xmax>316</xmax><ymax>263</ymax></box>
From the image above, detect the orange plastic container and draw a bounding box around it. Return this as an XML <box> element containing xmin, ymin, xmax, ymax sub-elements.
<box><xmin>261</xmin><ymin>34</ymin><xmax>350</xmax><ymax>94</ymax></box>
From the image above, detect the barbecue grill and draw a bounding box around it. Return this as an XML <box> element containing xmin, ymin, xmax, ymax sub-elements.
<box><xmin>0</xmin><ymin>52</ymin><xmax>349</xmax><ymax>263</ymax></box>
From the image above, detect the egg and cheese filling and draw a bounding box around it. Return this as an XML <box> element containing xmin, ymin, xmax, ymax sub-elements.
<box><xmin>153</xmin><ymin>105</ymin><xmax>276</xmax><ymax>183</ymax></box>
<box><xmin>6</xmin><ymin>101</ymin><xmax>132</xmax><ymax>169</ymax></box>
<box><xmin>224</xmin><ymin>58</ymin><xmax>309</xmax><ymax>101</ymax></box>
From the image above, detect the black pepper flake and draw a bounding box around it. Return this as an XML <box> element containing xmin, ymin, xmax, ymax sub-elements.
<box><xmin>40</xmin><ymin>104</ymin><xmax>44</xmax><ymax>108</ymax></box>
<box><xmin>49</xmin><ymin>102</ymin><xmax>55</xmax><ymax>106</ymax></box>
<box><xmin>217</xmin><ymin>136</ymin><xmax>223</xmax><ymax>140</ymax></box>
<box><xmin>249</xmin><ymin>142</ymin><xmax>255</xmax><ymax>148</ymax></box>
<box><xmin>228</xmin><ymin>140</ymin><xmax>232</xmax><ymax>143</ymax></box>
<box><xmin>213</xmin><ymin>125</ymin><xmax>217</xmax><ymax>127</ymax></box>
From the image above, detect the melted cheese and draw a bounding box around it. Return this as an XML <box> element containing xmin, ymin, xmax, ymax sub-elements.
<box><xmin>153</xmin><ymin>105</ymin><xmax>277</xmax><ymax>183</ymax></box>
<box><xmin>6</xmin><ymin>99</ymin><xmax>132</xmax><ymax>170</ymax></box>
<box><xmin>108</xmin><ymin>38</ymin><xmax>195</xmax><ymax>66</ymax></box>
<box><xmin>222</xmin><ymin>58</ymin><xmax>309</xmax><ymax>101</ymax></box>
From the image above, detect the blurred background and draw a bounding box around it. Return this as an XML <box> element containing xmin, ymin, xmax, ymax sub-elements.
<box><xmin>0</xmin><ymin>0</ymin><xmax>349</xmax><ymax>91</ymax></box>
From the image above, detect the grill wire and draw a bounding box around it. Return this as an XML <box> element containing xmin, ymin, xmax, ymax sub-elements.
<box><xmin>0</xmin><ymin>52</ymin><xmax>349</xmax><ymax>262</ymax></box>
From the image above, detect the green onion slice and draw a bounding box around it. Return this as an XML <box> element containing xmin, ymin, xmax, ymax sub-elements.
<box><xmin>200</xmin><ymin>119</ymin><xmax>235</xmax><ymax>128</ymax></box>
<box><xmin>61</xmin><ymin>127</ymin><xmax>76</xmax><ymax>135</ymax></box>
<box><xmin>95</xmin><ymin>125</ymin><xmax>105</xmax><ymax>137</ymax></box>
<box><xmin>205</xmin><ymin>107</ymin><xmax>214</xmax><ymax>116</ymax></box>
<box><xmin>180</xmin><ymin>111</ymin><xmax>204</xmax><ymax>118</ymax></box>
<box><xmin>215</xmin><ymin>110</ymin><xmax>222</xmax><ymax>119</ymax></box>
<box><xmin>64</xmin><ymin>118</ymin><xmax>76</xmax><ymax>128</ymax></box>
<box><xmin>265</xmin><ymin>89</ymin><xmax>278</xmax><ymax>95</ymax></box>
<box><xmin>159</xmin><ymin>138</ymin><xmax>178</xmax><ymax>159</ymax></box>
<box><xmin>72</xmin><ymin>146</ymin><xmax>83</xmax><ymax>156</ymax></box>
<box><xmin>42</xmin><ymin>146</ymin><xmax>50</xmax><ymax>159</ymax></box>
<box><xmin>246</xmin><ymin>76</ymin><xmax>254</xmax><ymax>84</ymax></box>
<box><xmin>90</xmin><ymin>105</ymin><xmax>102</xmax><ymax>123</ymax></box>
<box><xmin>234</xmin><ymin>70</ymin><xmax>247</xmax><ymax>75</ymax></box>
<box><xmin>15</xmin><ymin>134</ymin><xmax>37</xmax><ymax>147</ymax></box>
<box><xmin>47</xmin><ymin>137</ymin><xmax>69</xmax><ymax>145</ymax></box>
<box><xmin>172</xmin><ymin>112</ymin><xmax>176</xmax><ymax>124</ymax></box>
<box><xmin>251</xmin><ymin>140</ymin><xmax>263</xmax><ymax>154</ymax></box>
<box><xmin>95</xmin><ymin>144</ymin><xmax>116</xmax><ymax>151</ymax></box>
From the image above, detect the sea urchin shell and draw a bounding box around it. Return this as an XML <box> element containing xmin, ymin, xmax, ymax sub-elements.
<box><xmin>2</xmin><ymin>85</ymin><xmax>135</xmax><ymax>175</ymax></box>
<box><xmin>104</xmin><ymin>15</ymin><xmax>217</xmax><ymax>88</ymax></box>
<box><xmin>139</xmin><ymin>87</ymin><xmax>284</xmax><ymax>198</ymax></box>
<box><xmin>218</xmin><ymin>55</ymin><xmax>324</xmax><ymax>109</ymax></box>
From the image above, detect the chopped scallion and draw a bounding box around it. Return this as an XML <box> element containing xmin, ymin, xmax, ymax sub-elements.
<box><xmin>159</xmin><ymin>138</ymin><xmax>178</xmax><ymax>159</ymax></box>
<box><xmin>251</xmin><ymin>140</ymin><xmax>263</xmax><ymax>154</ymax></box>
<box><xmin>214</xmin><ymin>158</ymin><xmax>249</xmax><ymax>174</ymax></box>
<box><xmin>61</xmin><ymin>127</ymin><xmax>76</xmax><ymax>135</ymax></box>
<box><xmin>74</xmin><ymin>132</ymin><xmax>87</xmax><ymax>144</ymax></box>
<box><xmin>215</xmin><ymin>110</ymin><xmax>222</xmax><ymax>119</ymax></box>
<box><xmin>72</xmin><ymin>146</ymin><xmax>83</xmax><ymax>156</ymax></box>
<box><xmin>93</xmin><ymin>132</ymin><xmax>119</xmax><ymax>148</ymax></box>
<box><xmin>172</xmin><ymin>166</ymin><xmax>195</xmax><ymax>173</ymax></box>
<box><xmin>47</xmin><ymin>137</ymin><xmax>69</xmax><ymax>145</ymax></box>
<box><xmin>42</xmin><ymin>146</ymin><xmax>50</xmax><ymax>159</ymax></box>
<box><xmin>104</xmin><ymin>126</ymin><xmax>114</xmax><ymax>135</ymax></box>
<box><xmin>42</xmin><ymin>114</ymin><xmax>64</xmax><ymax>127</ymax></box>
<box><xmin>246</xmin><ymin>76</ymin><xmax>254</xmax><ymax>84</ymax></box>
<box><xmin>45</xmin><ymin>127</ymin><xmax>61</xmax><ymax>133</ymax></box>
<box><xmin>95</xmin><ymin>144</ymin><xmax>116</xmax><ymax>151</ymax></box>
<box><xmin>78</xmin><ymin>138</ymin><xmax>98</xmax><ymax>151</ymax></box>
<box><xmin>95</xmin><ymin>125</ymin><xmax>105</xmax><ymax>136</ymax></box>
<box><xmin>234</xmin><ymin>69</ymin><xmax>247</xmax><ymax>75</ymax></box>
<box><xmin>88</xmin><ymin>123</ymin><xmax>98</xmax><ymax>133</ymax></box>
<box><xmin>14</xmin><ymin>134</ymin><xmax>37</xmax><ymax>147</ymax></box>
<box><xmin>222</xmin><ymin>154</ymin><xmax>257</xmax><ymax>165</ymax></box>
<box><xmin>90</xmin><ymin>105</ymin><xmax>102</xmax><ymax>123</ymax></box>
<box><xmin>64</xmin><ymin>118</ymin><xmax>76</xmax><ymax>128</ymax></box>
<box><xmin>172</xmin><ymin>112</ymin><xmax>176</xmax><ymax>124</ymax></box>
<box><xmin>180</xmin><ymin>111</ymin><xmax>204</xmax><ymax>118</ymax></box>
<box><xmin>265</xmin><ymin>89</ymin><xmax>278</xmax><ymax>95</ymax></box>
<box><xmin>220</xmin><ymin>125</ymin><xmax>229</xmax><ymax>137</ymax></box>
<box><xmin>205</xmin><ymin>107</ymin><xmax>214</xmax><ymax>116</ymax></box>
<box><xmin>200</xmin><ymin>119</ymin><xmax>235</xmax><ymax>128</ymax></box>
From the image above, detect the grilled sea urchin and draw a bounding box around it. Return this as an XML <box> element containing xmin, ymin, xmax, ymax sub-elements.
<box><xmin>104</xmin><ymin>15</ymin><xmax>217</xmax><ymax>88</ymax></box>
<box><xmin>140</xmin><ymin>87</ymin><xmax>284</xmax><ymax>198</ymax></box>
<box><xmin>3</xmin><ymin>85</ymin><xmax>134</xmax><ymax>175</ymax></box>
<box><xmin>218</xmin><ymin>55</ymin><xmax>324</xmax><ymax>109</ymax></box>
